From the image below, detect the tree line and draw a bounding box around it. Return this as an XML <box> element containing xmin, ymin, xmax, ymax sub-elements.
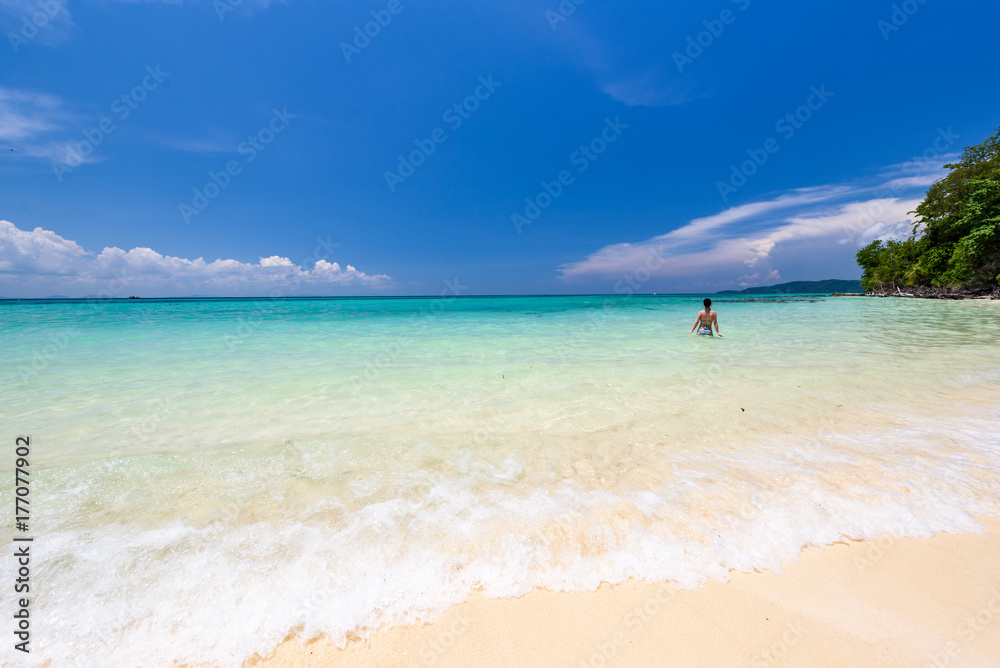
<box><xmin>857</xmin><ymin>126</ymin><xmax>1000</xmax><ymax>293</ymax></box>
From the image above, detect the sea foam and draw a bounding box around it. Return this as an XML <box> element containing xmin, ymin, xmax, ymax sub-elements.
<box><xmin>6</xmin><ymin>400</ymin><xmax>999</xmax><ymax>668</ymax></box>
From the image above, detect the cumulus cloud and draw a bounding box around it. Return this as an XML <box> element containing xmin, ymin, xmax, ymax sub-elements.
<box><xmin>557</xmin><ymin>168</ymin><xmax>932</xmax><ymax>290</ymax></box>
<box><xmin>0</xmin><ymin>219</ymin><xmax>87</xmax><ymax>274</ymax></box>
<box><xmin>0</xmin><ymin>220</ymin><xmax>391</xmax><ymax>297</ymax></box>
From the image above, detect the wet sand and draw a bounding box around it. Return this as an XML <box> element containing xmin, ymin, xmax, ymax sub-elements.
<box><xmin>254</xmin><ymin>518</ymin><xmax>1000</xmax><ymax>667</ymax></box>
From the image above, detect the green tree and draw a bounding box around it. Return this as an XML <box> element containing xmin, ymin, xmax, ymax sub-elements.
<box><xmin>857</xmin><ymin>126</ymin><xmax>1000</xmax><ymax>291</ymax></box>
<box><xmin>856</xmin><ymin>240</ymin><xmax>885</xmax><ymax>292</ymax></box>
<box><xmin>856</xmin><ymin>239</ymin><xmax>920</xmax><ymax>292</ymax></box>
<box><xmin>911</xmin><ymin>127</ymin><xmax>1000</xmax><ymax>289</ymax></box>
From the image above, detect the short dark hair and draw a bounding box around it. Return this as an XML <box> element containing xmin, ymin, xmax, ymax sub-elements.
<box><xmin>703</xmin><ymin>298</ymin><xmax>712</xmax><ymax>308</ymax></box>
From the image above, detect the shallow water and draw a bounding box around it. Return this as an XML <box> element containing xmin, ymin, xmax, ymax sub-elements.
<box><xmin>2</xmin><ymin>295</ymin><xmax>999</xmax><ymax>667</ymax></box>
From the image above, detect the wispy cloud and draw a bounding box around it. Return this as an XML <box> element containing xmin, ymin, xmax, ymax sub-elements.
<box><xmin>0</xmin><ymin>87</ymin><xmax>71</xmax><ymax>161</ymax></box>
<box><xmin>876</xmin><ymin>151</ymin><xmax>961</xmax><ymax>191</ymax></box>
<box><xmin>558</xmin><ymin>185</ymin><xmax>852</xmax><ymax>279</ymax></box>
<box><xmin>880</xmin><ymin>152</ymin><xmax>962</xmax><ymax>178</ymax></box>
<box><xmin>0</xmin><ymin>88</ymin><xmax>64</xmax><ymax>140</ymax></box>
<box><xmin>557</xmin><ymin>168</ymin><xmax>937</xmax><ymax>287</ymax></box>
<box><xmin>600</xmin><ymin>72</ymin><xmax>691</xmax><ymax>108</ymax></box>
<box><xmin>543</xmin><ymin>14</ymin><xmax>689</xmax><ymax>109</ymax></box>
<box><xmin>0</xmin><ymin>86</ymin><xmax>102</xmax><ymax>166</ymax></box>
<box><xmin>0</xmin><ymin>220</ymin><xmax>391</xmax><ymax>297</ymax></box>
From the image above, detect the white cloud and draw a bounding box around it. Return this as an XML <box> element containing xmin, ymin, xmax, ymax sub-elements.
<box><xmin>873</xmin><ymin>149</ymin><xmax>960</xmax><ymax>192</ymax></box>
<box><xmin>0</xmin><ymin>89</ymin><xmax>63</xmax><ymax>141</ymax></box>
<box><xmin>0</xmin><ymin>220</ymin><xmax>391</xmax><ymax>297</ymax></box>
<box><xmin>882</xmin><ymin>174</ymin><xmax>940</xmax><ymax>190</ymax></box>
<box><xmin>557</xmin><ymin>168</ymin><xmax>931</xmax><ymax>288</ymax></box>
<box><xmin>558</xmin><ymin>185</ymin><xmax>852</xmax><ymax>280</ymax></box>
<box><xmin>881</xmin><ymin>152</ymin><xmax>961</xmax><ymax>178</ymax></box>
<box><xmin>600</xmin><ymin>73</ymin><xmax>690</xmax><ymax>108</ymax></box>
<box><xmin>0</xmin><ymin>87</ymin><xmax>104</xmax><ymax>166</ymax></box>
<box><xmin>0</xmin><ymin>88</ymin><xmax>65</xmax><ymax>151</ymax></box>
<box><xmin>0</xmin><ymin>219</ymin><xmax>87</xmax><ymax>274</ymax></box>
<box><xmin>258</xmin><ymin>255</ymin><xmax>294</xmax><ymax>268</ymax></box>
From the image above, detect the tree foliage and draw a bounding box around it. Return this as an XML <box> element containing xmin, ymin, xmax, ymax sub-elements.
<box><xmin>857</xmin><ymin>127</ymin><xmax>1000</xmax><ymax>292</ymax></box>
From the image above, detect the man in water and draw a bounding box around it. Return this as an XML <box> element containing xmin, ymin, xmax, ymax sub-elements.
<box><xmin>688</xmin><ymin>298</ymin><xmax>723</xmax><ymax>337</ymax></box>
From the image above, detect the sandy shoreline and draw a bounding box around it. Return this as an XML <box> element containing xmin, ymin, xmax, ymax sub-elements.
<box><xmin>250</xmin><ymin>518</ymin><xmax>1000</xmax><ymax>668</ymax></box>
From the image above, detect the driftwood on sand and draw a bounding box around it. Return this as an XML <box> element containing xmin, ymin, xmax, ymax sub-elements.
<box><xmin>860</xmin><ymin>285</ymin><xmax>999</xmax><ymax>300</ymax></box>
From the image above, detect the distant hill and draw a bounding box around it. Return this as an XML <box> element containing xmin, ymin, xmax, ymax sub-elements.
<box><xmin>717</xmin><ymin>279</ymin><xmax>863</xmax><ymax>295</ymax></box>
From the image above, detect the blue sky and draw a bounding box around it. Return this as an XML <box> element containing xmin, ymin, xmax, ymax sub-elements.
<box><xmin>1</xmin><ymin>0</ymin><xmax>998</xmax><ymax>297</ymax></box>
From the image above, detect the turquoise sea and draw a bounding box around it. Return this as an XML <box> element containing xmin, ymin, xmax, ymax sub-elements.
<box><xmin>3</xmin><ymin>294</ymin><xmax>1000</xmax><ymax>667</ymax></box>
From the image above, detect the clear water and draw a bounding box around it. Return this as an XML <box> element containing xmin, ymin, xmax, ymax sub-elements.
<box><xmin>2</xmin><ymin>295</ymin><xmax>1000</xmax><ymax>667</ymax></box>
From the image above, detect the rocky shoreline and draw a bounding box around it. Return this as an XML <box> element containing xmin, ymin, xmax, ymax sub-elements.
<box><xmin>852</xmin><ymin>286</ymin><xmax>1000</xmax><ymax>300</ymax></box>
